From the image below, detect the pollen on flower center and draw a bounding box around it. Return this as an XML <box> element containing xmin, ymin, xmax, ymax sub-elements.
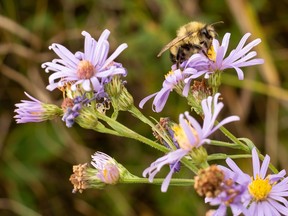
<box><xmin>172</xmin><ymin>123</ymin><xmax>199</xmax><ymax>150</ymax></box>
<box><xmin>77</xmin><ymin>60</ymin><xmax>95</xmax><ymax>79</ymax></box>
<box><xmin>248</xmin><ymin>175</ymin><xmax>272</xmax><ymax>201</ymax></box>
<box><xmin>207</xmin><ymin>45</ymin><xmax>216</xmax><ymax>62</ymax></box>
<box><xmin>164</xmin><ymin>70</ymin><xmax>174</xmax><ymax>78</ymax></box>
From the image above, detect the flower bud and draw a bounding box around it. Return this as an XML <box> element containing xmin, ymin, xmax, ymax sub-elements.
<box><xmin>70</xmin><ymin>152</ymin><xmax>121</xmax><ymax>193</ymax></box>
<box><xmin>14</xmin><ymin>92</ymin><xmax>62</xmax><ymax>123</ymax></box>
<box><xmin>105</xmin><ymin>76</ymin><xmax>134</xmax><ymax>111</ymax></box>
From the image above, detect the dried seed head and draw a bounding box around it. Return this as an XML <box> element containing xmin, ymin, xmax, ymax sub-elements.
<box><xmin>194</xmin><ymin>165</ymin><xmax>224</xmax><ymax>198</ymax></box>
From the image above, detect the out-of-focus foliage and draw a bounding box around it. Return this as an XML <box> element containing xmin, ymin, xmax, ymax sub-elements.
<box><xmin>0</xmin><ymin>0</ymin><xmax>288</xmax><ymax>215</ymax></box>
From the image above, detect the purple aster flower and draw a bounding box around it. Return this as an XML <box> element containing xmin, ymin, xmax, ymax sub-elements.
<box><xmin>42</xmin><ymin>30</ymin><xmax>128</xmax><ymax>92</ymax></box>
<box><xmin>184</xmin><ymin>32</ymin><xmax>264</xmax><ymax>86</ymax></box>
<box><xmin>91</xmin><ymin>152</ymin><xmax>120</xmax><ymax>185</ymax></box>
<box><xmin>210</xmin><ymin>148</ymin><xmax>288</xmax><ymax>216</ymax></box>
<box><xmin>70</xmin><ymin>151</ymin><xmax>121</xmax><ymax>193</ymax></box>
<box><xmin>14</xmin><ymin>92</ymin><xmax>62</xmax><ymax>123</ymax></box>
<box><xmin>142</xmin><ymin>93</ymin><xmax>240</xmax><ymax>192</ymax></box>
<box><xmin>139</xmin><ymin>69</ymin><xmax>192</xmax><ymax>112</ymax></box>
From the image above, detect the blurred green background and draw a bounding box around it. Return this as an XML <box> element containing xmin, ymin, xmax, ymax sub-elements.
<box><xmin>1</xmin><ymin>0</ymin><xmax>288</xmax><ymax>215</ymax></box>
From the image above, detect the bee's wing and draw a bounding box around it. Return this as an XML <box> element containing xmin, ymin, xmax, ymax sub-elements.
<box><xmin>157</xmin><ymin>32</ymin><xmax>193</xmax><ymax>57</ymax></box>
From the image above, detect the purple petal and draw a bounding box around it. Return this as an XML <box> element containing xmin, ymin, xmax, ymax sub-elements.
<box><xmin>252</xmin><ymin>148</ymin><xmax>260</xmax><ymax>178</ymax></box>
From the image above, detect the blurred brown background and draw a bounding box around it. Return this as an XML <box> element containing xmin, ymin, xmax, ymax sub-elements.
<box><xmin>1</xmin><ymin>0</ymin><xmax>288</xmax><ymax>215</ymax></box>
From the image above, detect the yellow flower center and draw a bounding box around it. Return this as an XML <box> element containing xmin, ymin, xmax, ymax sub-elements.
<box><xmin>77</xmin><ymin>60</ymin><xmax>95</xmax><ymax>79</ymax></box>
<box><xmin>207</xmin><ymin>45</ymin><xmax>216</xmax><ymax>62</ymax></box>
<box><xmin>248</xmin><ymin>175</ymin><xmax>272</xmax><ymax>201</ymax></box>
<box><xmin>171</xmin><ymin>123</ymin><xmax>199</xmax><ymax>151</ymax></box>
<box><xmin>164</xmin><ymin>70</ymin><xmax>174</xmax><ymax>79</ymax></box>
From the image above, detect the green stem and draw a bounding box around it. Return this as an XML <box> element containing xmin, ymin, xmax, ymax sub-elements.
<box><xmin>121</xmin><ymin>177</ymin><xmax>194</xmax><ymax>186</ymax></box>
<box><xmin>218</xmin><ymin>126</ymin><xmax>279</xmax><ymax>173</ymax></box>
<box><xmin>91</xmin><ymin>125</ymin><xmax>122</xmax><ymax>136</ymax></box>
<box><xmin>96</xmin><ymin>111</ymin><xmax>168</xmax><ymax>153</ymax></box>
<box><xmin>218</xmin><ymin>124</ymin><xmax>249</xmax><ymax>152</ymax></box>
<box><xmin>207</xmin><ymin>153</ymin><xmax>252</xmax><ymax>161</ymax></box>
<box><xmin>129</xmin><ymin>105</ymin><xmax>176</xmax><ymax>149</ymax></box>
<box><xmin>209</xmin><ymin>140</ymin><xmax>244</xmax><ymax>149</ymax></box>
<box><xmin>181</xmin><ymin>157</ymin><xmax>199</xmax><ymax>174</ymax></box>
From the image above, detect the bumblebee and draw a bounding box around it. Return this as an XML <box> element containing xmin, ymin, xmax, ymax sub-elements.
<box><xmin>157</xmin><ymin>21</ymin><xmax>222</xmax><ymax>67</ymax></box>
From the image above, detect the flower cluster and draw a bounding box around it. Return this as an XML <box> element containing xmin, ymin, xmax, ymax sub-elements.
<box><xmin>204</xmin><ymin>148</ymin><xmax>288</xmax><ymax>216</ymax></box>
<box><xmin>13</xmin><ymin>26</ymin><xmax>288</xmax><ymax>216</ymax></box>
<box><xmin>15</xmin><ymin>29</ymin><xmax>129</xmax><ymax>127</ymax></box>
<box><xmin>143</xmin><ymin>93</ymin><xmax>239</xmax><ymax>192</ymax></box>
<box><xmin>140</xmin><ymin>32</ymin><xmax>264</xmax><ymax>113</ymax></box>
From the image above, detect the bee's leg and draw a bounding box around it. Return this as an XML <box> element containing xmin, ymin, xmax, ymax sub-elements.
<box><xmin>201</xmin><ymin>50</ymin><xmax>209</xmax><ymax>59</ymax></box>
<box><xmin>170</xmin><ymin>52</ymin><xmax>177</xmax><ymax>64</ymax></box>
<box><xmin>175</xmin><ymin>46</ymin><xmax>188</xmax><ymax>69</ymax></box>
<box><xmin>170</xmin><ymin>48</ymin><xmax>182</xmax><ymax>69</ymax></box>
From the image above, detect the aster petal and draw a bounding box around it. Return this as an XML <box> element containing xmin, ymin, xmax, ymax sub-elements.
<box><xmin>143</xmin><ymin>149</ymin><xmax>188</xmax><ymax>183</ymax></box>
<box><xmin>152</xmin><ymin>89</ymin><xmax>171</xmax><ymax>112</ymax></box>
<box><xmin>182</xmin><ymin>79</ymin><xmax>191</xmax><ymax>97</ymax></box>
<box><xmin>71</xmin><ymin>80</ymin><xmax>84</xmax><ymax>91</ymax></box>
<box><xmin>271</xmin><ymin>175</ymin><xmax>288</xmax><ymax>188</ymax></box>
<box><xmin>81</xmin><ymin>79</ymin><xmax>92</xmax><ymax>91</ymax></box>
<box><xmin>47</xmin><ymin>71</ymin><xmax>76</xmax><ymax>84</ymax></box>
<box><xmin>222</xmin><ymin>33</ymin><xmax>251</xmax><ymax>65</ymax></box>
<box><xmin>139</xmin><ymin>69</ymin><xmax>183</xmax><ymax>112</ymax></box>
<box><xmin>42</xmin><ymin>61</ymin><xmax>73</xmax><ymax>73</ymax></box>
<box><xmin>259</xmin><ymin>154</ymin><xmax>270</xmax><ymax>178</ymax></box>
<box><xmin>235</xmin><ymin>58</ymin><xmax>264</xmax><ymax>67</ymax></box>
<box><xmin>179</xmin><ymin>114</ymin><xmax>198</xmax><ymax>146</ymax></box>
<box><xmin>231</xmin><ymin>51</ymin><xmax>258</xmax><ymax>66</ymax></box>
<box><xmin>269</xmin><ymin>195</ymin><xmax>288</xmax><ymax>208</ymax></box>
<box><xmin>226</xmin><ymin>158</ymin><xmax>251</xmax><ymax>184</ymax></box>
<box><xmin>230</xmin><ymin>203</ymin><xmax>244</xmax><ymax>216</ymax></box>
<box><xmin>201</xmin><ymin>95</ymin><xmax>215</xmax><ymax>132</ymax></box>
<box><xmin>48</xmin><ymin>43</ymin><xmax>79</xmax><ymax>68</ymax></box>
<box><xmin>97</xmin><ymin>40</ymin><xmax>110</xmax><ymax>67</ymax></box>
<box><xmin>252</xmin><ymin>148</ymin><xmax>260</xmax><ymax>178</ymax></box>
<box><xmin>225</xmin><ymin>38</ymin><xmax>261</xmax><ymax>67</ymax></box>
<box><xmin>214</xmin><ymin>34</ymin><xmax>230</xmax><ymax>68</ymax></box>
<box><xmin>247</xmin><ymin>202</ymin><xmax>256</xmax><ymax>215</ymax></box>
<box><xmin>92</xmin><ymin>29</ymin><xmax>110</xmax><ymax>66</ymax></box>
<box><xmin>232</xmin><ymin>66</ymin><xmax>244</xmax><ymax>80</ymax></box>
<box><xmin>90</xmin><ymin>76</ymin><xmax>102</xmax><ymax>92</ymax></box>
<box><xmin>212</xmin><ymin>37</ymin><xmax>220</xmax><ymax>51</ymax></box>
<box><xmin>267</xmin><ymin>201</ymin><xmax>282</xmax><ymax>216</ymax></box>
<box><xmin>184</xmin><ymin>112</ymin><xmax>203</xmax><ymax>138</ymax></box>
<box><xmin>220</xmin><ymin>33</ymin><xmax>231</xmax><ymax>58</ymax></box>
<box><xmin>214</xmin><ymin>204</ymin><xmax>227</xmax><ymax>216</ymax></box>
<box><xmin>139</xmin><ymin>92</ymin><xmax>158</xmax><ymax>109</ymax></box>
<box><xmin>82</xmin><ymin>31</ymin><xmax>94</xmax><ymax>62</ymax></box>
<box><xmin>183</xmin><ymin>68</ymin><xmax>207</xmax><ymax>82</ymax></box>
<box><xmin>102</xmin><ymin>43</ymin><xmax>128</xmax><ymax>69</ymax></box>
<box><xmin>161</xmin><ymin>162</ymin><xmax>180</xmax><ymax>192</ymax></box>
<box><xmin>235</xmin><ymin>33</ymin><xmax>251</xmax><ymax>52</ymax></box>
<box><xmin>259</xmin><ymin>201</ymin><xmax>269</xmax><ymax>216</ymax></box>
<box><xmin>211</xmin><ymin>115</ymin><xmax>240</xmax><ymax>135</ymax></box>
<box><xmin>266</xmin><ymin>198</ymin><xmax>288</xmax><ymax>215</ymax></box>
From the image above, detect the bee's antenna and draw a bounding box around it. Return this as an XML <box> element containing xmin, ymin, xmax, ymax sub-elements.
<box><xmin>211</xmin><ymin>21</ymin><xmax>224</xmax><ymax>26</ymax></box>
